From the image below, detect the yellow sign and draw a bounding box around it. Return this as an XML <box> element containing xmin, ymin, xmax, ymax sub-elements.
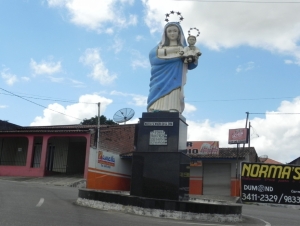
<box><xmin>242</xmin><ymin>163</ymin><xmax>300</xmax><ymax>180</ymax></box>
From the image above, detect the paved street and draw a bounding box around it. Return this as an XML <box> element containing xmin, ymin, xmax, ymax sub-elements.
<box><xmin>0</xmin><ymin>178</ymin><xmax>299</xmax><ymax>225</ymax></box>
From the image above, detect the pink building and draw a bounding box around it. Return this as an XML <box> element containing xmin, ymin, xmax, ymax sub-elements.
<box><xmin>0</xmin><ymin>120</ymin><xmax>94</xmax><ymax>178</ymax></box>
<box><xmin>0</xmin><ymin>120</ymin><xmax>136</xmax><ymax>179</ymax></box>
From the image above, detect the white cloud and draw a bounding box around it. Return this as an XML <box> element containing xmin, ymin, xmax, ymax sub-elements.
<box><xmin>68</xmin><ymin>78</ymin><xmax>85</xmax><ymax>87</ymax></box>
<box><xmin>30</xmin><ymin>59</ymin><xmax>62</xmax><ymax>75</ymax></box>
<box><xmin>130</xmin><ymin>49</ymin><xmax>149</xmax><ymax>69</ymax></box>
<box><xmin>285</xmin><ymin>59</ymin><xmax>295</xmax><ymax>65</ymax></box>
<box><xmin>21</xmin><ymin>77</ymin><xmax>30</xmax><ymax>81</ymax></box>
<box><xmin>105</xmin><ymin>28</ymin><xmax>114</xmax><ymax>34</ymax></box>
<box><xmin>47</xmin><ymin>0</ymin><xmax>67</xmax><ymax>7</ymax></box>
<box><xmin>48</xmin><ymin>76</ymin><xmax>65</xmax><ymax>83</ymax></box>
<box><xmin>131</xmin><ymin>59</ymin><xmax>149</xmax><ymax>69</ymax></box>
<box><xmin>0</xmin><ymin>105</ymin><xmax>8</xmax><ymax>109</ymax></box>
<box><xmin>110</xmin><ymin>90</ymin><xmax>147</xmax><ymax>106</ymax></box>
<box><xmin>131</xmin><ymin>95</ymin><xmax>147</xmax><ymax>107</ymax></box>
<box><xmin>187</xmin><ymin>96</ymin><xmax>300</xmax><ymax>163</ymax></box>
<box><xmin>236</xmin><ymin>61</ymin><xmax>255</xmax><ymax>73</ymax></box>
<box><xmin>127</xmin><ymin>14</ymin><xmax>137</xmax><ymax>26</ymax></box>
<box><xmin>135</xmin><ymin>35</ymin><xmax>144</xmax><ymax>41</ymax></box>
<box><xmin>47</xmin><ymin>0</ymin><xmax>137</xmax><ymax>32</ymax></box>
<box><xmin>30</xmin><ymin>94</ymin><xmax>113</xmax><ymax>126</ymax></box>
<box><xmin>110</xmin><ymin>90</ymin><xmax>126</xmax><ymax>96</ymax></box>
<box><xmin>80</xmin><ymin>48</ymin><xmax>117</xmax><ymax>85</ymax></box>
<box><xmin>143</xmin><ymin>0</ymin><xmax>300</xmax><ymax>63</ymax></box>
<box><xmin>184</xmin><ymin>103</ymin><xmax>197</xmax><ymax>114</ymax></box>
<box><xmin>112</xmin><ymin>38</ymin><xmax>124</xmax><ymax>53</ymax></box>
<box><xmin>1</xmin><ymin>68</ymin><xmax>18</xmax><ymax>85</ymax></box>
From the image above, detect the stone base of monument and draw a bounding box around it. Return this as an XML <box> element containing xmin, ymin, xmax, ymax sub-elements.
<box><xmin>137</xmin><ymin>112</ymin><xmax>187</xmax><ymax>152</ymax></box>
<box><xmin>131</xmin><ymin>112</ymin><xmax>191</xmax><ymax>201</ymax></box>
<box><xmin>76</xmin><ymin>189</ymin><xmax>242</xmax><ymax>222</ymax></box>
<box><xmin>76</xmin><ymin>111</ymin><xmax>242</xmax><ymax>222</ymax></box>
<box><xmin>130</xmin><ymin>151</ymin><xmax>190</xmax><ymax>201</ymax></box>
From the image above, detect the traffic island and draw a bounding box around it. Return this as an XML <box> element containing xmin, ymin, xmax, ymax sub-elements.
<box><xmin>76</xmin><ymin>189</ymin><xmax>242</xmax><ymax>223</ymax></box>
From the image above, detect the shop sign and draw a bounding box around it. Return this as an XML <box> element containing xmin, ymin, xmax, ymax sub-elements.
<box><xmin>190</xmin><ymin>160</ymin><xmax>202</xmax><ymax>167</ymax></box>
<box><xmin>241</xmin><ymin>162</ymin><xmax>300</xmax><ymax>205</ymax></box>
<box><xmin>228</xmin><ymin>128</ymin><xmax>249</xmax><ymax>144</ymax></box>
<box><xmin>98</xmin><ymin>151</ymin><xmax>115</xmax><ymax>167</ymax></box>
<box><xmin>186</xmin><ymin>141</ymin><xmax>219</xmax><ymax>155</ymax></box>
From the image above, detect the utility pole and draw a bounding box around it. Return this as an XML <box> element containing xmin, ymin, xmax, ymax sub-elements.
<box><xmin>97</xmin><ymin>102</ymin><xmax>100</xmax><ymax>151</ymax></box>
<box><xmin>243</xmin><ymin>112</ymin><xmax>249</xmax><ymax>151</ymax></box>
<box><xmin>248</xmin><ymin>121</ymin><xmax>251</xmax><ymax>148</ymax></box>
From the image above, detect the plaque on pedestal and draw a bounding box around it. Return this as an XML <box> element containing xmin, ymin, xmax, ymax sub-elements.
<box><xmin>137</xmin><ymin>112</ymin><xmax>187</xmax><ymax>152</ymax></box>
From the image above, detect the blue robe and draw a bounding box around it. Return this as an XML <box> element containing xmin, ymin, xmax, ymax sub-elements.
<box><xmin>147</xmin><ymin>45</ymin><xmax>198</xmax><ymax>111</ymax></box>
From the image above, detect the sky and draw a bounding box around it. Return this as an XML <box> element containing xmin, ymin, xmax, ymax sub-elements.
<box><xmin>1</xmin><ymin>0</ymin><xmax>300</xmax><ymax>163</ymax></box>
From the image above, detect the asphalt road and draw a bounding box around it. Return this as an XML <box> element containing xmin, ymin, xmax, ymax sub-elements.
<box><xmin>0</xmin><ymin>179</ymin><xmax>299</xmax><ymax>226</ymax></box>
<box><xmin>242</xmin><ymin>202</ymin><xmax>300</xmax><ymax>226</ymax></box>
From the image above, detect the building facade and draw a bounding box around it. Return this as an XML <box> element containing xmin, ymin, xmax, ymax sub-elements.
<box><xmin>0</xmin><ymin>120</ymin><xmax>259</xmax><ymax>197</ymax></box>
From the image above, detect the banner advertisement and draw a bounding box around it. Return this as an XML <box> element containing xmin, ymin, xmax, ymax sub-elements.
<box><xmin>241</xmin><ymin>162</ymin><xmax>300</xmax><ymax>205</ymax></box>
<box><xmin>228</xmin><ymin>128</ymin><xmax>249</xmax><ymax>144</ymax></box>
<box><xmin>190</xmin><ymin>160</ymin><xmax>202</xmax><ymax>167</ymax></box>
<box><xmin>186</xmin><ymin>141</ymin><xmax>219</xmax><ymax>155</ymax></box>
<box><xmin>98</xmin><ymin>151</ymin><xmax>115</xmax><ymax>167</ymax></box>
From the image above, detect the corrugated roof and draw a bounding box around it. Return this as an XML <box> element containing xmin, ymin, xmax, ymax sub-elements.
<box><xmin>263</xmin><ymin>158</ymin><xmax>283</xmax><ymax>164</ymax></box>
<box><xmin>19</xmin><ymin>124</ymin><xmax>98</xmax><ymax>130</ymax></box>
<box><xmin>0</xmin><ymin>129</ymin><xmax>91</xmax><ymax>134</ymax></box>
<box><xmin>0</xmin><ymin>124</ymin><xmax>98</xmax><ymax>134</ymax></box>
<box><xmin>120</xmin><ymin>147</ymin><xmax>257</xmax><ymax>159</ymax></box>
<box><xmin>0</xmin><ymin>123</ymin><xmax>132</xmax><ymax>134</ymax></box>
<box><xmin>188</xmin><ymin>147</ymin><xmax>256</xmax><ymax>159</ymax></box>
<box><xmin>0</xmin><ymin>120</ymin><xmax>22</xmax><ymax>131</ymax></box>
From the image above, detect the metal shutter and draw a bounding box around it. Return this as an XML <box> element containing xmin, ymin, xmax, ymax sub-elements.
<box><xmin>203</xmin><ymin>163</ymin><xmax>231</xmax><ymax>195</ymax></box>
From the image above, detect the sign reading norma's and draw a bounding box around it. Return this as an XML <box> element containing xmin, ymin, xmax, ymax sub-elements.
<box><xmin>241</xmin><ymin>162</ymin><xmax>300</xmax><ymax>205</ymax></box>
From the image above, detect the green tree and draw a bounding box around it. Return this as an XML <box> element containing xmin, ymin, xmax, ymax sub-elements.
<box><xmin>80</xmin><ymin>115</ymin><xmax>117</xmax><ymax>125</ymax></box>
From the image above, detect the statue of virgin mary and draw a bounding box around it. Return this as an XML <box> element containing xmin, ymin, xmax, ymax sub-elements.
<box><xmin>147</xmin><ymin>22</ymin><xmax>199</xmax><ymax>114</ymax></box>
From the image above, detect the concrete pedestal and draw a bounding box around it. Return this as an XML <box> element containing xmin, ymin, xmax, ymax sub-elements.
<box><xmin>130</xmin><ymin>152</ymin><xmax>190</xmax><ymax>201</ymax></box>
<box><xmin>129</xmin><ymin>112</ymin><xmax>190</xmax><ymax>200</ymax></box>
<box><xmin>136</xmin><ymin>112</ymin><xmax>188</xmax><ymax>152</ymax></box>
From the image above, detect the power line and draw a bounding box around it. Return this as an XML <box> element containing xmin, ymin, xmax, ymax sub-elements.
<box><xmin>2</xmin><ymin>90</ymin><xmax>297</xmax><ymax>104</ymax></box>
<box><xmin>0</xmin><ymin>87</ymin><xmax>84</xmax><ymax>121</ymax></box>
<box><xmin>188</xmin><ymin>96</ymin><xmax>295</xmax><ymax>102</ymax></box>
<box><xmin>0</xmin><ymin>92</ymin><xmax>95</xmax><ymax>104</ymax></box>
<box><xmin>175</xmin><ymin>0</ymin><xmax>300</xmax><ymax>3</ymax></box>
<box><xmin>250</xmin><ymin>112</ymin><xmax>300</xmax><ymax>114</ymax></box>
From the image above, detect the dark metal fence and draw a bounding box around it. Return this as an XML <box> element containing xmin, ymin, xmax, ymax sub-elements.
<box><xmin>0</xmin><ymin>137</ymin><xmax>28</xmax><ymax>166</ymax></box>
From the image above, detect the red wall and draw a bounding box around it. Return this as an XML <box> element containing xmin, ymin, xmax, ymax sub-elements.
<box><xmin>87</xmin><ymin>168</ymin><xmax>131</xmax><ymax>191</ymax></box>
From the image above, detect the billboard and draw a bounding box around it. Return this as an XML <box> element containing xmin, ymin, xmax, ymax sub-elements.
<box><xmin>186</xmin><ymin>141</ymin><xmax>219</xmax><ymax>155</ymax></box>
<box><xmin>241</xmin><ymin>162</ymin><xmax>300</xmax><ymax>205</ymax></box>
<box><xmin>228</xmin><ymin>128</ymin><xmax>249</xmax><ymax>144</ymax></box>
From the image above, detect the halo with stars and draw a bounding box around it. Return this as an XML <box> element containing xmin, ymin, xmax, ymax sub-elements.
<box><xmin>188</xmin><ymin>27</ymin><xmax>200</xmax><ymax>37</ymax></box>
<box><xmin>165</xmin><ymin>11</ymin><xmax>184</xmax><ymax>23</ymax></box>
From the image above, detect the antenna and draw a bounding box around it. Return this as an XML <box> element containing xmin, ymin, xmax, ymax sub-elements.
<box><xmin>259</xmin><ymin>155</ymin><xmax>268</xmax><ymax>162</ymax></box>
<box><xmin>113</xmin><ymin>108</ymin><xmax>135</xmax><ymax>124</ymax></box>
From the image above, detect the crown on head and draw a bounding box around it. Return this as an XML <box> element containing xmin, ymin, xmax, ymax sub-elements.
<box><xmin>188</xmin><ymin>27</ymin><xmax>200</xmax><ymax>37</ymax></box>
<box><xmin>165</xmin><ymin>11</ymin><xmax>184</xmax><ymax>23</ymax></box>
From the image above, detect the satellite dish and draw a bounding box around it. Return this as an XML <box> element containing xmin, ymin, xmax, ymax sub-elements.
<box><xmin>113</xmin><ymin>108</ymin><xmax>135</xmax><ymax>124</ymax></box>
<box><xmin>259</xmin><ymin>155</ymin><xmax>268</xmax><ymax>162</ymax></box>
